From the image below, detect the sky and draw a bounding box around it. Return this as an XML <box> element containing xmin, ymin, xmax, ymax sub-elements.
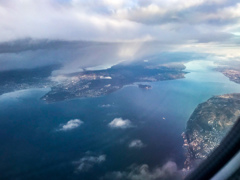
<box><xmin>0</xmin><ymin>0</ymin><xmax>240</xmax><ymax>72</ymax></box>
<box><xmin>0</xmin><ymin>0</ymin><xmax>239</xmax><ymax>43</ymax></box>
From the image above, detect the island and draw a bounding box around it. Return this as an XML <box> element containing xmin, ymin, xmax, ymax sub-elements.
<box><xmin>138</xmin><ymin>84</ymin><xmax>152</xmax><ymax>89</ymax></box>
<box><xmin>182</xmin><ymin>94</ymin><xmax>240</xmax><ymax>170</ymax></box>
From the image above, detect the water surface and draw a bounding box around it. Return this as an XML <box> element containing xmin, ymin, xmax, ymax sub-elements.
<box><xmin>0</xmin><ymin>60</ymin><xmax>240</xmax><ymax>179</ymax></box>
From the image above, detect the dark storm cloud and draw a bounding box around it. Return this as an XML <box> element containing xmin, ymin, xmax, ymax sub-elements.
<box><xmin>0</xmin><ymin>39</ymin><xmax>132</xmax><ymax>72</ymax></box>
<box><xmin>0</xmin><ymin>38</ymin><xmax>212</xmax><ymax>73</ymax></box>
<box><xmin>0</xmin><ymin>38</ymin><xmax>183</xmax><ymax>73</ymax></box>
<box><xmin>0</xmin><ymin>39</ymin><xmax>96</xmax><ymax>53</ymax></box>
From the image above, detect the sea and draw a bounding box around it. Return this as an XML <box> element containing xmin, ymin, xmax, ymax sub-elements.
<box><xmin>1</xmin><ymin>60</ymin><xmax>240</xmax><ymax>179</ymax></box>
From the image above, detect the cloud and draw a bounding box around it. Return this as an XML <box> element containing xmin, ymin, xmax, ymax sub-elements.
<box><xmin>100</xmin><ymin>76</ymin><xmax>112</xmax><ymax>79</ymax></box>
<box><xmin>108</xmin><ymin>118</ymin><xmax>132</xmax><ymax>129</ymax></box>
<box><xmin>0</xmin><ymin>1</ymin><xmax>240</xmax><ymax>73</ymax></box>
<box><xmin>0</xmin><ymin>0</ymin><xmax>239</xmax><ymax>44</ymax></box>
<box><xmin>115</xmin><ymin>0</ymin><xmax>240</xmax><ymax>25</ymax></box>
<box><xmin>73</xmin><ymin>154</ymin><xmax>106</xmax><ymax>172</ymax></box>
<box><xmin>58</xmin><ymin>119</ymin><xmax>83</xmax><ymax>131</ymax></box>
<box><xmin>129</xmin><ymin>140</ymin><xmax>146</xmax><ymax>148</ymax></box>
<box><xmin>102</xmin><ymin>161</ymin><xmax>182</xmax><ymax>180</ymax></box>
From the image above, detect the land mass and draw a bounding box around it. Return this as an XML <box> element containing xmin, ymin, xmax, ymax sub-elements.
<box><xmin>41</xmin><ymin>62</ymin><xmax>186</xmax><ymax>102</ymax></box>
<box><xmin>0</xmin><ymin>61</ymin><xmax>186</xmax><ymax>102</ymax></box>
<box><xmin>183</xmin><ymin>94</ymin><xmax>240</xmax><ymax>170</ymax></box>
<box><xmin>0</xmin><ymin>62</ymin><xmax>186</xmax><ymax>102</ymax></box>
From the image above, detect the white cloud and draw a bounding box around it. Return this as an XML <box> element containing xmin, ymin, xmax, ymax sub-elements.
<box><xmin>129</xmin><ymin>140</ymin><xmax>146</xmax><ymax>148</ymax></box>
<box><xmin>73</xmin><ymin>154</ymin><xmax>106</xmax><ymax>172</ymax></box>
<box><xmin>102</xmin><ymin>161</ymin><xmax>182</xmax><ymax>180</ymax></box>
<box><xmin>0</xmin><ymin>0</ymin><xmax>239</xmax><ymax>44</ymax></box>
<box><xmin>100</xmin><ymin>76</ymin><xmax>112</xmax><ymax>79</ymax></box>
<box><xmin>108</xmin><ymin>118</ymin><xmax>132</xmax><ymax>129</ymax></box>
<box><xmin>59</xmin><ymin>119</ymin><xmax>83</xmax><ymax>131</ymax></box>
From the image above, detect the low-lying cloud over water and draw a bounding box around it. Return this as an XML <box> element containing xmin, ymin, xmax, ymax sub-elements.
<box><xmin>129</xmin><ymin>140</ymin><xmax>146</xmax><ymax>149</ymax></box>
<box><xmin>58</xmin><ymin>119</ymin><xmax>83</xmax><ymax>131</ymax></box>
<box><xmin>108</xmin><ymin>118</ymin><xmax>133</xmax><ymax>129</ymax></box>
<box><xmin>102</xmin><ymin>161</ymin><xmax>182</xmax><ymax>180</ymax></box>
<box><xmin>73</xmin><ymin>153</ymin><xmax>106</xmax><ymax>173</ymax></box>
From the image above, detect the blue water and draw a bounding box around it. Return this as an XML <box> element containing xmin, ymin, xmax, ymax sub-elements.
<box><xmin>1</xmin><ymin>60</ymin><xmax>240</xmax><ymax>179</ymax></box>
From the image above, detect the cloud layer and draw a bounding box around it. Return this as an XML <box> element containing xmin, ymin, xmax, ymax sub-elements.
<box><xmin>58</xmin><ymin>119</ymin><xmax>83</xmax><ymax>131</ymax></box>
<box><xmin>109</xmin><ymin>118</ymin><xmax>132</xmax><ymax>129</ymax></box>
<box><xmin>0</xmin><ymin>0</ymin><xmax>239</xmax><ymax>44</ymax></box>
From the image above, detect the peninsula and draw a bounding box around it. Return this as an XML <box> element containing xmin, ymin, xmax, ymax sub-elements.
<box><xmin>41</xmin><ymin>62</ymin><xmax>186</xmax><ymax>102</ymax></box>
<box><xmin>217</xmin><ymin>67</ymin><xmax>240</xmax><ymax>84</ymax></box>
<box><xmin>0</xmin><ymin>62</ymin><xmax>186</xmax><ymax>102</ymax></box>
<box><xmin>183</xmin><ymin>94</ymin><xmax>240</xmax><ymax>169</ymax></box>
